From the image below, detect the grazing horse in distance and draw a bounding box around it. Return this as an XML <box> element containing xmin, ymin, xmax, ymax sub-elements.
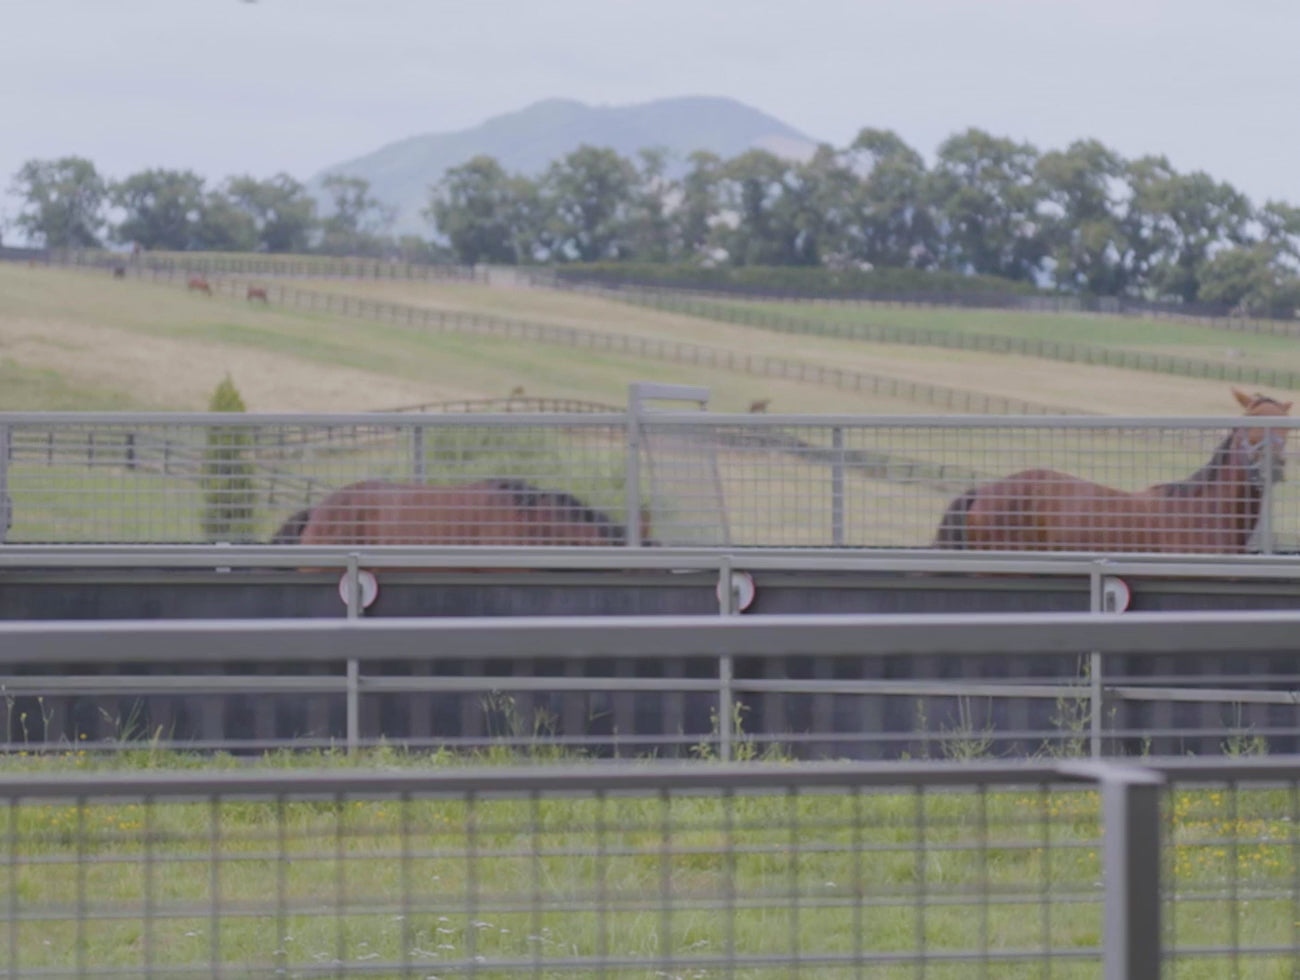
<box><xmin>187</xmin><ymin>276</ymin><xmax>213</xmax><ymax>296</ymax></box>
<box><xmin>271</xmin><ymin>477</ymin><xmax>654</xmax><ymax>548</ymax></box>
<box><xmin>933</xmin><ymin>388</ymin><xmax>1292</xmax><ymax>553</ymax></box>
<box><xmin>246</xmin><ymin>286</ymin><xmax>269</xmax><ymax>304</ymax></box>
<box><xmin>748</xmin><ymin>399</ymin><xmax>771</xmax><ymax>413</ymax></box>
<box><xmin>112</xmin><ymin>266</ymin><xmax>126</xmax><ymax>279</ymax></box>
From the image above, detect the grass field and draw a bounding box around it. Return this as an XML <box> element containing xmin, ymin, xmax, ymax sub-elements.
<box><xmin>1</xmin><ymin>265</ymin><xmax>974</xmax><ymax>416</ymax></box>
<box><xmin>277</xmin><ymin>275</ymin><xmax>1293</xmax><ymax>416</ymax></box>
<box><xmin>1</xmin><ymin>750</ymin><xmax>1295</xmax><ymax>979</ymax></box>
<box><xmin>613</xmin><ymin>289</ymin><xmax>1300</xmax><ymax>373</ymax></box>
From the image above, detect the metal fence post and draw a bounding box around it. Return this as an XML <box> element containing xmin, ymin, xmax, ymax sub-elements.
<box><xmin>344</xmin><ymin>553</ymin><xmax>362</xmax><ymax>754</ymax></box>
<box><xmin>1260</xmin><ymin>437</ymin><xmax>1275</xmax><ymax>554</ymax></box>
<box><xmin>410</xmin><ymin>425</ymin><xmax>426</xmax><ymax>482</ymax></box>
<box><xmin>1099</xmin><ymin>766</ymin><xmax>1164</xmax><ymax>980</ymax></box>
<box><xmin>1090</xmin><ymin>563</ymin><xmax>1105</xmax><ymax>758</ymax></box>
<box><xmin>717</xmin><ymin>556</ymin><xmax>736</xmax><ymax>762</ymax></box>
<box><xmin>831</xmin><ymin>426</ymin><xmax>845</xmax><ymax>547</ymax></box>
<box><xmin>625</xmin><ymin>393</ymin><xmax>643</xmax><ymax>548</ymax></box>
<box><xmin>0</xmin><ymin>424</ymin><xmax>9</xmax><ymax>543</ymax></box>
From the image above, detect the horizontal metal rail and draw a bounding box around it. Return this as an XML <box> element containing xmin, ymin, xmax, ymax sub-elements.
<box><xmin>4</xmin><ymin>610</ymin><xmax>1300</xmax><ymax>663</ymax></box>
<box><xmin>5</xmin><ymin>543</ymin><xmax>1300</xmax><ymax>577</ymax></box>
<box><xmin>5</xmin><ymin>410</ymin><xmax>1300</xmax><ymax>428</ymax></box>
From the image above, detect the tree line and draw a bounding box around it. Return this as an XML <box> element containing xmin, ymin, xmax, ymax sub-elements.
<box><xmin>9</xmin><ymin>125</ymin><xmax>1300</xmax><ymax>315</ymax></box>
<box><xmin>429</xmin><ymin>131</ymin><xmax>1300</xmax><ymax>315</ymax></box>
<box><xmin>4</xmin><ymin>158</ymin><xmax>440</xmax><ymax>262</ymax></box>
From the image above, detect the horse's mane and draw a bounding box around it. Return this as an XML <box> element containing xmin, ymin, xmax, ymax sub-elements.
<box><xmin>487</xmin><ymin>478</ymin><xmax>625</xmax><ymax>544</ymax></box>
<box><xmin>1153</xmin><ymin>434</ymin><xmax>1237</xmax><ymax>498</ymax></box>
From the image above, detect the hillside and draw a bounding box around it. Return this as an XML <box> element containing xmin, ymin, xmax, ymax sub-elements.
<box><xmin>310</xmin><ymin>96</ymin><xmax>820</xmax><ymax>235</ymax></box>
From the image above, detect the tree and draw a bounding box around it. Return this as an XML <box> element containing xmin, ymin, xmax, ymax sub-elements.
<box><xmin>1198</xmin><ymin>243</ymin><xmax>1300</xmax><ymax>317</ymax></box>
<box><xmin>200</xmin><ymin>376</ymin><xmax>256</xmax><ymax>543</ymax></box>
<box><xmin>838</xmin><ymin>129</ymin><xmax>937</xmax><ymax>269</ymax></box>
<box><xmin>426</xmin><ymin>155</ymin><xmax>527</xmax><ymax>265</ymax></box>
<box><xmin>191</xmin><ymin>190</ymin><xmax>259</xmax><ymax>252</ymax></box>
<box><xmin>542</xmin><ymin>145</ymin><xmax>638</xmax><ymax>262</ymax></box>
<box><xmin>1123</xmin><ymin>157</ymin><xmax>1253</xmax><ymax>302</ymax></box>
<box><xmin>1036</xmin><ymin>140</ymin><xmax>1130</xmax><ymax>295</ymax></box>
<box><xmin>9</xmin><ymin>156</ymin><xmax>107</xmax><ymax>248</ymax></box>
<box><xmin>715</xmin><ymin>149</ymin><xmax>819</xmax><ymax>267</ymax></box>
<box><xmin>318</xmin><ymin>174</ymin><xmax>395</xmax><ymax>256</ymax></box>
<box><xmin>928</xmin><ymin>129</ymin><xmax>1046</xmax><ymax>281</ymax></box>
<box><xmin>673</xmin><ymin>150</ymin><xmax>723</xmax><ymax>261</ymax></box>
<box><xmin>223</xmin><ymin>173</ymin><xmax>317</xmax><ymax>252</ymax></box>
<box><xmin>619</xmin><ymin>148</ymin><xmax>676</xmax><ymax>262</ymax></box>
<box><xmin>111</xmin><ymin>168</ymin><xmax>208</xmax><ymax>251</ymax></box>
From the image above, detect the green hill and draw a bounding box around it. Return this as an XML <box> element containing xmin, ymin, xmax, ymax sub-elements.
<box><xmin>310</xmin><ymin>96</ymin><xmax>819</xmax><ymax>235</ymax></box>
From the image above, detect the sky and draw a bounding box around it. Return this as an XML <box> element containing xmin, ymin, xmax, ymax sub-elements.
<box><xmin>3</xmin><ymin>0</ymin><xmax>1300</xmax><ymax>232</ymax></box>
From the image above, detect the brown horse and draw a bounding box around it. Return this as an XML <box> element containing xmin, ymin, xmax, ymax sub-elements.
<box><xmin>187</xmin><ymin>276</ymin><xmax>213</xmax><ymax>296</ymax></box>
<box><xmin>246</xmin><ymin>285</ymin><xmax>269</xmax><ymax>304</ymax></box>
<box><xmin>271</xmin><ymin>478</ymin><xmax>652</xmax><ymax>547</ymax></box>
<box><xmin>933</xmin><ymin>389</ymin><xmax>1292</xmax><ymax>553</ymax></box>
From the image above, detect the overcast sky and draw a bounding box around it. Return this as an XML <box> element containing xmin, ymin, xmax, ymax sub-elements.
<box><xmin>4</xmin><ymin>0</ymin><xmax>1299</xmax><ymax>226</ymax></box>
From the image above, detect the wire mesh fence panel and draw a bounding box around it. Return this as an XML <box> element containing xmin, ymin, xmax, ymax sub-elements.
<box><xmin>1160</xmin><ymin>767</ymin><xmax>1300</xmax><ymax>978</ymax></box>
<box><xmin>3</xmin><ymin>411</ymin><xmax>1299</xmax><ymax>550</ymax></box>
<box><xmin>0</xmin><ymin>416</ymin><xmax>636</xmax><ymax>546</ymax></box>
<box><xmin>0</xmin><ymin>767</ymin><xmax>1107</xmax><ymax>979</ymax></box>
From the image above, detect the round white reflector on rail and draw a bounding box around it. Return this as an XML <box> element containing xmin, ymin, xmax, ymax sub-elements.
<box><xmin>1102</xmin><ymin>576</ymin><xmax>1130</xmax><ymax>613</ymax></box>
<box><xmin>338</xmin><ymin>569</ymin><xmax>379</xmax><ymax>610</ymax></box>
<box><xmin>717</xmin><ymin>571</ymin><xmax>756</xmax><ymax>612</ymax></box>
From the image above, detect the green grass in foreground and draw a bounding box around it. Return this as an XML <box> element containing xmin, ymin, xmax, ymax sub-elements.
<box><xmin>1</xmin><ymin>748</ymin><xmax>1296</xmax><ymax>978</ymax></box>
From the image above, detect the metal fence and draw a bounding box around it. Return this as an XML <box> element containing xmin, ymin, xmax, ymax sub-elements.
<box><xmin>18</xmin><ymin>246</ymin><xmax>484</xmax><ymax>283</ymax></box>
<box><xmin>544</xmin><ymin>269</ymin><xmax>1300</xmax><ymax>334</ymax></box>
<box><xmin>6</xmin><ymin>607</ymin><xmax>1300</xmax><ymax>759</ymax></box>
<box><xmin>8</xmin><ymin>757</ymin><xmax>1300</xmax><ymax>979</ymax></box>
<box><xmin>554</xmin><ymin>279</ymin><xmax>1300</xmax><ymax>389</ymax></box>
<box><xmin>4</xmin><ymin>408</ymin><xmax>1300</xmax><ymax>552</ymax></box>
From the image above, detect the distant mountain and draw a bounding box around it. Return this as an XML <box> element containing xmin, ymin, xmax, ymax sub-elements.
<box><xmin>310</xmin><ymin>96</ymin><xmax>821</xmax><ymax>235</ymax></box>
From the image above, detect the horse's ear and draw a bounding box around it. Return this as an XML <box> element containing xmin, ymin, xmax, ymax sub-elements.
<box><xmin>1232</xmin><ymin>388</ymin><xmax>1254</xmax><ymax>409</ymax></box>
<box><xmin>1283</xmin><ymin>401</ymin><xmax>1294</xmax><ymax>414</ymax></box>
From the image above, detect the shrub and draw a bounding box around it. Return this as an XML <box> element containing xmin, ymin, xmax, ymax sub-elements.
<box><xmin>200</xmin><ymin>375</ymin><xmax>256</xmax><ymax>542</ymax></box>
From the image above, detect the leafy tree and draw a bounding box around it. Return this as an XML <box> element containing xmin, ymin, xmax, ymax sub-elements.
<box><xmin>542</xmin><ymin>145</ymin><xmax>639</xmax><ymax>262</ymax></box>
<box><xmin>191</xmin><ymin>190</ymin><xmax>259</xmax><ymax>252</ymax></box>
<box><xmin>9</xmin><ymin>156</ymin><xmax>107</xmax><ymax>247</ymax></box>
<box><xmin>928</xmin><ymin>129</ymin><xmax>1046</xmax><ymax>281</ymax></box>
<box><xmin>426</xmin><ymin>155</ymin><xmax>527</xmax><ymax>264</ymax></box>
<box><xmin>111</xmin><ymin>168</ymin><xmax>208</xmax><ymax>250</ymax></box>
<box><xmin>673</xmin><ymin>150</ymin><xmax>723</xmax><ymax>261</ymax></box>
<box><xmin>1259</xmin><ymin>200</ymin><xmax>1300</xmax><ymax>268</ymax></box>
<box><xmin>1198</xmin><ymin>243</ymin><xmax>1300</xmax><ymax>317</ymax></box>
<box><xmin>716</xmin><ymin>149</ymin><xmax>821</xmax><ymax>267</ymax></box>
<box><xmin>318</xmin><ymin>174</ymin><xmax>395</xmax><ymax>256</ymax></box>
<box><xmin>619</xmin><ymin>148</ymin><xmax>676</xmax><ymax>262</ymax></box>
<box><xmin>838</xmin><ymin>129</ymin><xmax>937</xmax><ymax>269</ymax></box>
<box><xmin>1122</xmin><ymin>157</ymin><xmax>1254</xmax><ymax>302</ymax></box>
<box><xmin>1036</xmin><ymin>140</ymin><xmax>1130</xmax><ymax>295</ymax></box>
<box><xmin>200</xmin><ymin>376</ymin><xmax>256</xmax><ymax>543</ymax></box>
<box><xmin>223</xmin><ymin>173</ymin><xmax>317</xmax><ymax>252</ymax></box>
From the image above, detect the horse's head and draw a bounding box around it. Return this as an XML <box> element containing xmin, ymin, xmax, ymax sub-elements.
<box><xmin>1233</xmin><ymin>388</ymin><xmax>1292</xmax><ymax>487</ymax></box>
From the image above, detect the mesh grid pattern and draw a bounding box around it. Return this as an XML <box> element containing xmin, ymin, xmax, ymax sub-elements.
<box><xmin>2</xmin><ymin>414</ymin><xmax>1297</xmax><ymax>551</ymax></box>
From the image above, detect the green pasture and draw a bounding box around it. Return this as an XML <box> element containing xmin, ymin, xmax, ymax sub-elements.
<box><xmin>630</xmin><ymin>290</ymin><xmax>1300</xmax><ymax>361</ymax></box>
<box><xmin>2</xmin><ymin>265</ymin><xmax>953</xmax><ymax>416</ymax></box>
<box><xmin>1</xmin><ymin>749</ymin><xmax>1296</xmax><ymax>978</ymax></box>
<box><xmin>282</xmin><ymin>274</ymin><xmax>1283</xmax><ymax>416</ymax></box>
<box><xmin>596</xmin><ymin>288</ymin><xmax>1300</xmax><ymax>392</ymax></box>
<box><xmin>0</xmin><ymin>358</ymin><xmax>140</xmax><ymax>411</ymax></box>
